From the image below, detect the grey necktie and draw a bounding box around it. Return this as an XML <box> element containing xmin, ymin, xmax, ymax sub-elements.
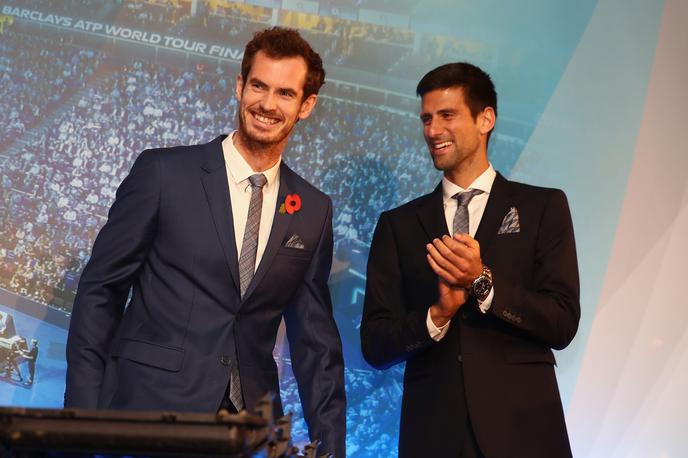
<box><xmin>452</xmin><ymin>189</ymin><xmax>483</xmax><ymax>235</ymax></box>
<box><xmin>230</xmin><ymin>172</ymin><xmax>267</xmax><ymax>411</ymax></box>
<box><xmin>238</xmin><ymin>173</ymin><xmax>267</xmax><ymax>297</ymax></box>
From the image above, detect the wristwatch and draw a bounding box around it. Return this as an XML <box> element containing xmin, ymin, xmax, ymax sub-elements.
<box><xmin>469</xmin><ymin>265</ymin><xmax>493</xmax><ymax>302</ymax></box>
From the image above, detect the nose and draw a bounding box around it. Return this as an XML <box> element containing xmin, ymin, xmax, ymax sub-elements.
<box><xmin>425</xmin><ymin>118</ymin><xmax>442</xmax><ymax>138</ymax></box>
<box><xmin>259</xmin><ymin>90</ymin><xmax>278</xmax><ymax>112</ymax></box>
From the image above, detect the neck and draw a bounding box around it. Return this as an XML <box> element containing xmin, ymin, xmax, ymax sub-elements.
<box><xmin>233</xmin><ymin>131</ymin><xmax>285</xmax><ymax>172</ymax></box>
<box><xmin>444</xmin><ymin>154</ymin><xmax>489</xmax><ymax>189</ymax></box>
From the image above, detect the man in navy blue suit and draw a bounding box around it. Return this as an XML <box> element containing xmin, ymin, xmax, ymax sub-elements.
<box><xmin>65</xmin><ymin>27</ymin><xmax>346</xmax><ymax>457</ymax></box>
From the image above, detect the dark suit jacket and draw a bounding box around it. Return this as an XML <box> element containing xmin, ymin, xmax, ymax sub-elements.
<box><xmin>361</xmin><ymin>173</ymin><xmax>579</xmax><ymax>458</ymax></box>
<box><xmin>65</xmin><ymin>135</ymin><xmax>346</xmax><ymax>457</ymax></box>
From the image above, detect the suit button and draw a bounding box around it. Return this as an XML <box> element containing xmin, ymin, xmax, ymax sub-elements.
<box><xmin>457</xmin><ymin>355</ymin><xmax>463</xmax><ymax>363</ymax></box>
<box><xmin>220</xmin><ymin>356</ymin><xmax>231</xmax><ymax>366</ymax></box>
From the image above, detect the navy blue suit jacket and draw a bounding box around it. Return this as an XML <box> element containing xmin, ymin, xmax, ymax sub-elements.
<box><xmin>65</xmin><ymin>135</ymin><xmax>346</xmax><ymax>456</ymax></box>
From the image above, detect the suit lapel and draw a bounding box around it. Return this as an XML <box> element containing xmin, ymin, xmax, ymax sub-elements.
<box><xmin>417</xmin><ymin>184</ymin><xmax>449</xmax><ymax>241</ymax></box>
<box><xmin>241</xmin><ymin>162</ymin><xmax>294</xmax><ymax>302</ymax></box>
<box><xmin>200</xmin><ymin>136</ymin><xmax>241</xmax><ymax>292</ymax></box>
<box><xmin>475</xmin><ymin>172</ymin><xmax>513</xmax><ymax>254</ymax></box>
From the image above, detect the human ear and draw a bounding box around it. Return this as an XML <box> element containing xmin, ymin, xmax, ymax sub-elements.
<box><xmin>298</xmin><ymin>94</ymin><xmax>318</xmax><ymax>120</ymax></box>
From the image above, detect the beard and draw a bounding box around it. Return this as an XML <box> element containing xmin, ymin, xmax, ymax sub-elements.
<box><xmin>237</xmin><ymin>106</ymin><xmax>295</xmax><ymax>151</ymax></box>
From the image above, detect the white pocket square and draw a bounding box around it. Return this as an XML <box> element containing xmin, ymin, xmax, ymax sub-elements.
<box><xmin>284</xmin><ymin>233</ymin><xmax>305</xmax><ymax>249</ymax></box>
<box><xmin>498</xmin><ymin>207</ymin><xmax>520</xmax><ymax>234</ymax></box>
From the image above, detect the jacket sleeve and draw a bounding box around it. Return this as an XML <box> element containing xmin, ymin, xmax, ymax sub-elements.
<box><xmin>283</xmin><ymin>197</ymin><xmax>346</xmax><ymax>458</ymax></box>
<box><xmin>490</xmin><ymin>189</ymin><xmax>581</xmax><ymax>350</ymax></box>
<box><xmin>360</xmin><ymin>211</ymin><xmax>435</xmax><ymax>370</ymax></box>
<box><xmin>64</xmin><ymin>149</ymin><xmax>160</xmax><ymax>407</ymax></box>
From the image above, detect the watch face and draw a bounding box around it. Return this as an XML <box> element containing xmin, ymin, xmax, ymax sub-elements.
<box><xmin>474</xmin><ymin>277</ymin><xmax>491</xmax><ymax>298</ymax></box>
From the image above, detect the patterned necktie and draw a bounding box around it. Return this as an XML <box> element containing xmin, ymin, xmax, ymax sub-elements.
<box><xmin>230</xmin><ymin>172</ymin><xmax>266</xmax><ymax>411</ymax></box>
<box><xmin>452</xmin><ymin>189</ymin><xmax>483</xmax><ymax>235</ymax></box>
<box><xmin>238</xmin><ymin>173</ymin><xmax>267</xmax><ymax>298</ymax></box>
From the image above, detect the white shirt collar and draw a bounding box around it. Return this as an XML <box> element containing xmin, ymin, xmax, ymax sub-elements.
<box><xmin>442</xmin><ymin>163</ymin><xmax>497</xmax><ymax>203</ymax></box>
<box><xmin>221</xmin><ymin>131</ymin><xmax>281</xmax><ymax>187</ymax></box>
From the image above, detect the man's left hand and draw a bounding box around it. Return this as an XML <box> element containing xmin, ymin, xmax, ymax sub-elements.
<box><xmin>426</xmin><ymin>233</ymin><xmax>483</xmax><ymax>288</ymax></box>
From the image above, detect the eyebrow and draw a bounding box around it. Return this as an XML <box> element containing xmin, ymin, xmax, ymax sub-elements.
<box><xmin>248</xmin><ymin>77</ymin><xmax>266</xmax><ymax>87</ymax></box>
<box><xmin>420</xmin><ymin>108</ymin><xmax>456</xmax><ymax>119</ymax></box>
<box><xmin>248</xmin><ymin>77</ymin><xmax>298</xmax><ymax>97</ymax></box>
<box><xmin>279</xmin><ymin>87</ymin><xmax>298</xmax><ymax>97</ymax></box>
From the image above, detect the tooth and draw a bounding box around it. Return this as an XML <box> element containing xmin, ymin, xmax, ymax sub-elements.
<box><xmin>255</xmin><ymin>113</ymin><xmax>278</xmax><ymax>124</ymax></box>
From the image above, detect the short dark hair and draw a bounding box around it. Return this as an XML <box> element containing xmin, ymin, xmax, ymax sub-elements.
<box><xmin>416</xmin><ymin>62</ymin><xmax>498</xmax><ymax>120</ymax></box>
<box><xmin>241</xmin><ymin>27</ymin><xmax>326</xmax><ymax>99</ymax></box>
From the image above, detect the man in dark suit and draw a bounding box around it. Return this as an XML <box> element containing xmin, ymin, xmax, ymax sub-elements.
<box><xmin>361</xmin><ymin>62</ymin><xmax>580</xmax><ymax>457</ymax></box>
<box><xmin>65</xmin><ymin>27</ymin><xmax>346</xmax><ymax>457</ymax></box>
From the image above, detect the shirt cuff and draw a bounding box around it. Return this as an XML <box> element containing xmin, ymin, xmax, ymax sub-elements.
<box><xmin>478</xmin><ymin>286</ymin><xmax>495</xmax><ymax>313</ymax></box>
<box><xmin>426</xmin><ymin>308</ymin><xmax>450</xmax><ymax>341</ymax></box>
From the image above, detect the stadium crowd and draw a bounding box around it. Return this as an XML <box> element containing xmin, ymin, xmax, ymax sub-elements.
<box><xmin>279</xmin><ymin>10</ymin><xmax>414</xmax><ymax>73</ymax></box>
<box><xmin>278</xmin><ymin>359</ymin><xmax>404</xmax><ymax>457</ymax></box>
<box><xmin>0</xmin><ymin>32</ymin><xmax>101</xmax><ymax>148</ymax></box>
<box><xmin>115</xmin><ymin>0</ymin><xmax>190</xmax><ymax>34</ymax></box>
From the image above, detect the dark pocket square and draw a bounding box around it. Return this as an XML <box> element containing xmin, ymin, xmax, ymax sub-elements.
<box><xmin>284</xmin><ymin>233</ymin><xmax>305</xmax><ymax>249</ymax></box>
<box><xmin>498</xmin><ymin>207</ymin><xmax>520</xmax><ymax>234</ymax></box>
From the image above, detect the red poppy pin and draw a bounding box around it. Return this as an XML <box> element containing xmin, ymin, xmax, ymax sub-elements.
<box><xmin>279</xmin><ymin>193</ymin><xmax>302</xmax><ymax>215</ymax></box>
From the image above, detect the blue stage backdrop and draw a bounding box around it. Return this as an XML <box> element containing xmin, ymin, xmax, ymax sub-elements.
<box><xmin>2</xmin><ymin>1</ymin><xmax>686</xmax><ymax>457</ymax></box>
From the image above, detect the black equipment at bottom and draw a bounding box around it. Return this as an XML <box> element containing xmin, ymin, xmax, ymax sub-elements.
<box><xmin>0</xmin><ymin>394</ymin><xmax>318</xmax><ymax>457</ymax></box>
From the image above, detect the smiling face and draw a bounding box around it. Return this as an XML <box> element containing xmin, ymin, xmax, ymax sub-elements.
<box><xmin>235</xmin><ymin>50</ymin><xmax>316</xmax><ymax>154</ymax></box>
<box><xmin>420</xmin><ymin>86</ymin><xmax>494</xmax><ymax>180</ymax></box>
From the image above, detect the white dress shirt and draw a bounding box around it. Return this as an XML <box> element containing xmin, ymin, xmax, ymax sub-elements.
<box><xmin>427</xmin><ymin>164</ymin><xmax>497</xmax><ymax>341</ymax></box>
<box><xmin>221</xmin><ymin>133</ymin><xmax>281</xmax><ymax>272</ymax></box>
